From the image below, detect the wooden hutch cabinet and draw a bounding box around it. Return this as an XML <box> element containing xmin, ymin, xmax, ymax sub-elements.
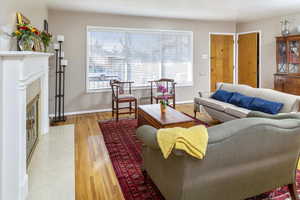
<box><xmin>274</xmin><ymin>35</ymin><xmax>300</xmax><ymax>95</ymax></box>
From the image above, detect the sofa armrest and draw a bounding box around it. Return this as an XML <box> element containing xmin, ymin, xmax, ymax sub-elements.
<box><xmin>136</xmin><ymin>125</ymin><xmax>190</xmax><ymax>156</ymax></box>
<box><xmin>247</xmin><ymin>111</ymin><xmax>300</xmax><ymax>120</ymax></box>
<box><xmin>198</xmin><ymin>91</ymin><xmax>214</xmax><ymax>98</ymax></box>
<box><xmin>136</xmin><ymin>125</ymin><xmax>160</xmax><ymax>150</ymax></box>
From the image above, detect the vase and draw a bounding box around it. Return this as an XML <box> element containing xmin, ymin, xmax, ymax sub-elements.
<box><xmin>41</xmin><ymin>42</ymin><xmax>49</xmax><ymax>52</ymax></box>
<box><xmin>160</xmin><ymin>104</ymin><xmax>166</xmax><ymax>114</ymax></box>
<box><xmin>44</xmin><ymin>45</ymin><xmax>49</xmax><ymax>52</ymax></box>
<box><xmin>18</xmin><ymin>37</ymin><xmax>34</xmax><ymax>51</ymax></box>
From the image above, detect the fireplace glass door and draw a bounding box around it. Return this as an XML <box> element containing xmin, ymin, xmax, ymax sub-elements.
<box><xmin>26</xmin><ymin>95</ymin><xmax>39</xmax><ymax>167</ymax></box>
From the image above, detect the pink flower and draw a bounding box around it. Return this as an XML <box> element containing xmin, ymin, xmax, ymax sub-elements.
<box><xmin>158</xmin><ymin>85</ymin><xmax>167</xmax><ymax>93</ymax></box>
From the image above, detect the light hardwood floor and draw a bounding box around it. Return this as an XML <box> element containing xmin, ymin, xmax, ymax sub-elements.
<box><xmin>55</xmin><ymin>104</ymin><xmax>212</xmax><ymax>200</ymax></box>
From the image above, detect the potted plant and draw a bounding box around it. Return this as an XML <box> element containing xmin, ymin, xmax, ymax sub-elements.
<box><xmin>158</xmin><ymin>85</ymin><xmax>168</xmax><ymax>113</ymax></box>
<box><xmin>40</xmin><ymin>31</ymin><xmax>52</xmax><ymax>52</ymax></box>
<box><xmin>11</xmin><ymin>23</ymin><xmax>40</xmax><ymax>51</ymax></box>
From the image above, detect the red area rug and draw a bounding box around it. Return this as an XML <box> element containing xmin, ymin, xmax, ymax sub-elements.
<box><xmin>99</xmin><ymin>118</ymin><xmax>300</xmax><ymax>200</ymax></box>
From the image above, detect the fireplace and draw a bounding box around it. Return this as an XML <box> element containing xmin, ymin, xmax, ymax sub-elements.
<box><xmin>26</xmin><ymin>94</ymin><xmax>40</xmax><ymax>167</ymax></box>
<box><xmin>0</xmin><ymin>51</ymin><xmax>52</xmax><ymax>200</ymax></box>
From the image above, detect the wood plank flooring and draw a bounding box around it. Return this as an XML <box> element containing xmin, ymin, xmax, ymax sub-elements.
<box><xmin>55</xmin><ymin>104</ymin><xmax>212</xmax><ymax>200</ymax></box>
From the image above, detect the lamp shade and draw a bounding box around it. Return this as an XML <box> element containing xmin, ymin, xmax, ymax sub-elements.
<box><xmin>53</xmin><ymin>43</ymin><xmax>59</xmax><ymax>50</ymax></box>
<box><xmin>61</xmin><ymin>59</ymin><xmax>68</xmax><ymax>66</ymax></box>
<box><xmin>57</xmin><ymin>35</ymin><xmax>64</xmax><ymax>42</ymax></box>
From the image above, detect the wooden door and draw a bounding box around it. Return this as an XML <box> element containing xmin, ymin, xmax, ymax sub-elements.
<box><xmin>238</xmin><ymin>33</ymin><xmax>259</xmax><ymax>87</ymax></box>
<box><xmin>210</xmin><ymin>35</ymin><xmax>234</xmax><ymax>92</ymax></box>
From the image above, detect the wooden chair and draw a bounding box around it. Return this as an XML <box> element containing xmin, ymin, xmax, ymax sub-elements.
<box><xmin>149</xmin><ymin>78</ymin><xmax>176</xmax><ymax>108</ymax></box>
<box><xmin>110</xmin><ymin>80</ymin><xmax>137</xmax><ymax>121</ymax></box>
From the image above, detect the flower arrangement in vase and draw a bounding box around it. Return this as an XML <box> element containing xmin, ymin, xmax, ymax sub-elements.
<box><xmin>158</xmin><ymin>85</ymin><xmax>168</xmax><ymax>113</ymax></box>
<box><xmin>11</xmin><ymin>23</ymin><xmax>40</xmax><ymax>51</ymax></box>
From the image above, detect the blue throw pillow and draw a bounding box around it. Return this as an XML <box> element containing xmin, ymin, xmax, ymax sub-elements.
<box><xmin>248</xmin><ymin>98</ymin><xmax>284</xmax><ymax>114</ymax></box>
<box><xmin>228</xmin><ymin>92</ymin><xmax>254</xmax><ymax>109</ymax></box>
<box><xmin>211</xmin><ymin>90</ymin><xmax>233</xmax><ymax>102</ymax></box>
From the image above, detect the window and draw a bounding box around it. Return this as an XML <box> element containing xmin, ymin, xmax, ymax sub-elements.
<box><xmin>87</xmin><ymin>26</ymin><xmax>193</xmax><ymax>91</ymax></box>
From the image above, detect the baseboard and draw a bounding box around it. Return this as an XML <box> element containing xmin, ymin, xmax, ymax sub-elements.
<box><xmin>49</xmin><ymin>100</ymin><xmax>194</xmax><ymax>117</ymax></box>
<box><xmin>21</xmin><ymin>174</ymin><xmax>28</xmax><ymax>200</ymax></box>
<box><xmin>49</xmin><ymin>108</ymin><xmax>111</xmax><ymax>117</ymax></box>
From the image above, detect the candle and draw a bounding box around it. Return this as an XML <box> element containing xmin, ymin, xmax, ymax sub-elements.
<box><xmin>60</xmin><ymin>51</ymin><xmax>64</xmax><ymax>58</ymax></box>
<box><xmin>57</xmin><ymin>35</ymin><xmax>64</xmax><ymax>42</ymax></box>
<box><xmin>53</xmin><ymin>43</ymin><xmax>59</xmax><ymax>50</ymax></box>
<box><xmin>61</xmin><ymin>59</ymin><xmax>68</xmax><ymax>66</ymax></box>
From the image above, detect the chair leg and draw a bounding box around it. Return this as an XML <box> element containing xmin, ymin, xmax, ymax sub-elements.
<box><xmin>129</xmin><ymin>101</ymin><xmax>132</xmax><ymax>115</ymax></box>
<box><xmin>156</xmin><ymin>98</ymin><xmax>158</xmax><ymax>104</ymax></box>
<box><xmin>173</xmin><ymin>97</ymin><xmax>176</xmax><ymax>109</ymax></box>
<box><xmin>288</xmin><ymin>183</ymin><xmax>299</xmax><ymax>200</ymax></box>
<box><xmin>194</xmin><ymin>111</ymin><xmax>197</xmax><ymax>118</ymax></box>
<box><xmin>116</xmin><ymin>101</ymin><xmax>119</xmax><ymax>121</ymax></box>
<box><xmin>134</xmin><ymin>99</ymin><xmax>137</xmax><ymax>119</ymax></box>
<box><xmin>112</xmin><ymin>100</ymin><xmax>114</xmax><ymax>117</ymax></box>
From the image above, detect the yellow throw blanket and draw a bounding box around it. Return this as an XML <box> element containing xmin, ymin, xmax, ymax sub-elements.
<box><xmin>157</xmin><ymin>125</ymin><xmax>208</xmax><ymax>159</ymax></box>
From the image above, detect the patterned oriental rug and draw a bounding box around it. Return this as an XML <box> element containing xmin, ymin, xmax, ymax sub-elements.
<box><xmin>98</xmin><ymin>118</ymin><xmax>300</xmax><ymax>200</ymax></box>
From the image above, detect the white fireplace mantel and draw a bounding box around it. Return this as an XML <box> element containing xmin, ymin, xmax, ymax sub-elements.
<box><xmin>0</xmin><ymin>51</ymin><xmax>52</xmax><ymax>200</ymax></box>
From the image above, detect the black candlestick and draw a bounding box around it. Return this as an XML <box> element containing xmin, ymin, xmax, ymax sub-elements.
<box><xmin>54</xmin><ymin>49</ymin><xmax>58</xmax><ymax>121</ymax></box>
<box><xmin>52</xmin><ymin>40</ymin><xmax>67</xmax><ymax>123</ymax></box>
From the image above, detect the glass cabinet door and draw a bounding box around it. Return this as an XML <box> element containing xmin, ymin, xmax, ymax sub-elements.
<box><xmin>277</xmin><ymin>39</ymin><xmax>287</xmax><ymax>73</ymax></box>
<box><xmin>288</xmin><ymin>39</ymin><xmax>300</xmax><ymax>73</ymax></box>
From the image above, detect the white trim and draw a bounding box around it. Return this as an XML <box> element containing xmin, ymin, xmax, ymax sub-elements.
<box><xmin>0</xmin><ymin>51</ymin><xmax>53</xmax><ymax>57</ymax></box>
<box><xmin>49</xmin><ymin>100</ymin><xmax>194</xmax><ymax>117</ymax></box>
<box><xmin>236</xmin><ymin>30</ymin><xmax>262</xmax><ymax>88</ymax></box>
<box><xmin>87</xmin><ymin>25</ymin><xmax>193</xmax><ymax>34</ymax></box>
<box><xmin>86</xmin><ymin>26</ymin><xmax>194</xmax><ymax>93</ymax></box>
<box><xmin>208</xmin><ymin>32</ymin><xmax>236</xmax><ymax>92</ymax></box>
<box><xmin>86</xmin><ymin>26</ymin><xmax>89</xmax><ymax>93</ymax></box>
<box><xmin>86</xmin><ymin>84</ymin><xmax>193</xmax><ymax>93</ymax></box>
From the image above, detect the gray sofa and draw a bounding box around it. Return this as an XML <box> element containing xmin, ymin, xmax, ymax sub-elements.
<box><xmin>194</xmin><ymin>82</ymin><xmax>300</xmax><ymax>122</ymax></box>
<box><xmin>137</xmin><ymin>115</ymin><xmax>300</xmax><ymax>200</ymax></box>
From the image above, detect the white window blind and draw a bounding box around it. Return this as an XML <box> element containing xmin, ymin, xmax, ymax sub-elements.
<box><xmin>87</xmin><ymin>27</ymin><xmax>193</xmax><ymax>91</ymax></box>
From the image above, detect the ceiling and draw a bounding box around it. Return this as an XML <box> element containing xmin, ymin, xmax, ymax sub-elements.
<box><xmin>46</xmin><ymin>0</ymin><xmax>300</xmax><ymax>22</ymax></box>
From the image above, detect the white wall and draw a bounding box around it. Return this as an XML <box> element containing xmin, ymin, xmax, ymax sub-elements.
<box><xmin>237</xmin><ymin>14</ymin><xmax>300</xmax><ymax>89</ymax></box>
<box><xmin>48</xmin><ymin>9</ymin><xmax>236</xmax><ymax>114</ymax></box>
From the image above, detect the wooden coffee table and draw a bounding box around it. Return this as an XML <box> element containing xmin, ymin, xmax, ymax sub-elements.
<box><xmin>137</xmin><ymin>104</ymin><xmax>195</xmax><ymax>128</ymax></box>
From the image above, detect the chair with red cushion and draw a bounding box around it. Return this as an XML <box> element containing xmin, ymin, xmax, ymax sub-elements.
<box><xmin>110</xmin><ymin>80</ymin><xmax>137</xmax><ymax>121</ymax></box>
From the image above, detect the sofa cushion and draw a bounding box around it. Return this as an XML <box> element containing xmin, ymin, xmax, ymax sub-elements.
<box><xmin>248</xmin><ymin>97</ymin><xmax>284</xmax><ymax>114</ymax></box>
<box><xmin>254</xmin><ymin>88</ymin><xmax>299</xmax><ymax>113</ymax></box>
<box><xmin>198</xmin><ymin>97</ymin><xmax>233</xmax><ymax>112</ymax></box>
<box><xmin>225</xmin><ymin>106</ymin><xmax>251</xmax><ymax>118</ymax></box>
<box><xmin>218</xmin><ymin>82</ymin><xmax>256</xmax><ymax>97</ymax></box>
<box><xmin>216</xmin><ymin>82</ymin><xmax>300</xmax><ymax>113</ymax></box>
<box><xmin>228</xmin><ymin>92</ymin><xmax>254</xmax><ymax>109</ymax></box>
<box><xmin>211</xmin><ymin>89</ymin><xmax>233</xmax><ymax>102</ymax></box>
